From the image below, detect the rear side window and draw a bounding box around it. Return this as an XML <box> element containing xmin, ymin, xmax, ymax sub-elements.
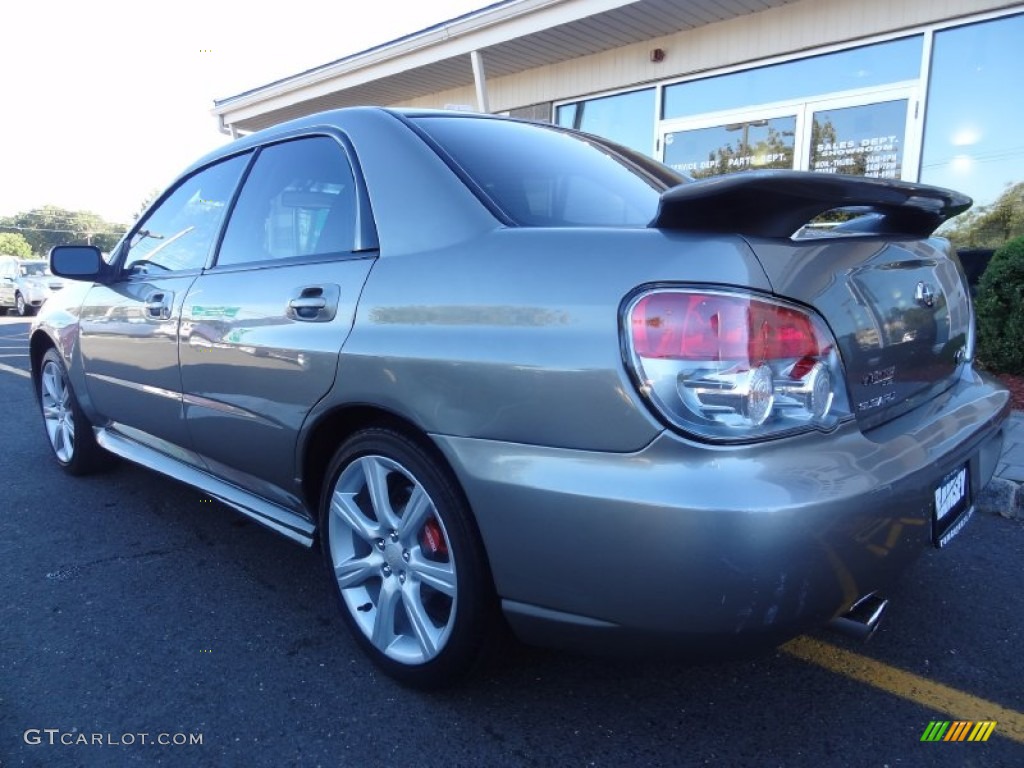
<box><xmin>413</xmin><ymin>117</ymin><xmax>675</xmax><ymax>227</ymax></box>
<box><xmin>216</xmin><ymin>136</ymin><xmax>357</xmax><ymax>267</ymax></box>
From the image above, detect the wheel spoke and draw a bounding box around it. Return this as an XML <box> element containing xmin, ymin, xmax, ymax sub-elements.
<box><xmin>371</xmin><ymin>579</ymin><xmax>401</xmax><ymax>651</ymax></box>
<box><xmin>363</xmin><ymin>457</ymin><xmax>399</xmax><ymax>529</ymax></box>
<box><xmin>409</xmin><ymin>555</ymin><xmax>457</xmax><ymax>597</ymax></box>
<box><xmin>331</xmin><ymin>493</ymin><xmax>380</xmax><ymax>543</ymax></box>
<box><xmin>42</xmin><ymin>368</ymin><xmax>61</xmax><ymax>404</ymax></box>
<box><xmin>42</xmin><ymin>405</ymin><xmax>60</xmax><ymax>420</ymax></box>
<box><xmin>64</xmin><ymin>418</ymin><xmax>75</xmax><ymax>443</ymax></box>
<box><xmin>397</xmin><ymin>485</ymin><xmax>433</xmax><ymax>542</ymax></box>
<box><xmin>333</xmin><ymin>553</ymin><xmax>381</xmax><ymax>589</ymax></box>
<box><xmin>402</xmin><ymin>583</ymin><xmax>440</xmax><ymax>658</ymax></box>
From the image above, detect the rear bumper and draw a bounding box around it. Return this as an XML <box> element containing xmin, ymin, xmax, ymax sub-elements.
<box><xmin>434</xmin><ymin>368</ymin><xmax>1009</xmax><ymax>654</ymax></box>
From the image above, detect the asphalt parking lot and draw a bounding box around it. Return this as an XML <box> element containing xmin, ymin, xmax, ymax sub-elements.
<box><xmin>1</xmin><ymin>314</ymin><xmax>1023</xmax><ymax>767</ymax></box>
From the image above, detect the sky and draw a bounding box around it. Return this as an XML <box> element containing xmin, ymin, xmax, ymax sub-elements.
<box><xmin>0</xmin><ymin>0</ymin><xmax>491</xmax><ymax>225</ymax></box>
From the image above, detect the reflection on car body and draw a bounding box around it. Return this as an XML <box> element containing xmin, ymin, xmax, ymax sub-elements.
<box><xmin>30</xmin><ymin>107</ymin><xmax>1008</xmax><ymax>688</ymax></box>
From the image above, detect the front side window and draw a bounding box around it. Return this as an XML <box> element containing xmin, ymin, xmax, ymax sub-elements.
<box><xmin>414</xmin><ymin>117</ymin><xmax>679</xmax><ymax>227</ymax></box>
<box><xmin>123</xmin><ymin>153</ymin><xmax>249</xmax><ymax>274</ymax></box>
<box><xmin>216</xmin><ymin>136</ymin><xmax>357</xmax><ymax>267</ymax></box>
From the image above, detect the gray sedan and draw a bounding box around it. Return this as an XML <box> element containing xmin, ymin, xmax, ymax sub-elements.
<box><xmin>31</xmin><ymin>108</ymin><xmax>1008</xmax><ymax>687</ymax></box>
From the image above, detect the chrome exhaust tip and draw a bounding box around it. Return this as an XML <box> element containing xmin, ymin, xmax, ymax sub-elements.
<box><xmin>828</xmin><ymin>593</ymin><xmax>888</xmax><ymax>642</ymax></box>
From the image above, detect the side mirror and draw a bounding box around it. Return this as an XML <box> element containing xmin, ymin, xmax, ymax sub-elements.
<box><xmin>49</xmin><ymin>245</ymin><xmax>110</xmax><ymax>282</ymax></box>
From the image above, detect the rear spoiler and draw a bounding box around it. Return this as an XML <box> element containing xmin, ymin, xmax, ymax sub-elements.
<box><xmin>649</xmin><ymin>170</ymin><xmax>972</xmax><ymax>239</ymax></box>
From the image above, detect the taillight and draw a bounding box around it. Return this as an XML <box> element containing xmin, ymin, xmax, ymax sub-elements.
<box><xmin>625</xmin><ymin>289</ymin><xmax>851</xmax><ymax>441</ymax></box>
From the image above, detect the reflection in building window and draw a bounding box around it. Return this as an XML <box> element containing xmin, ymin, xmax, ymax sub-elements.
<box><xmin>556</xmin><ymin>88</ymin><xmax>656</xmax><ymax>155</ymax></box>
<box><xmin>663</xmin><ymin>36</ymin><xmax>922</xmax><ymax>119</ymax></box>
<box><xmin>810</xmin><ymin>100</ymin><xmax>907</xmax><ymax>179</ymax></box>
<box><xmin>664</xmin><ymin>116</ymin><xmax>795</xmax><ymax>178</ymax></box>
<box><xmin>921</xmin><ymin>12</ymin><xmax>1024</xmax><ymax>247</ymax></box>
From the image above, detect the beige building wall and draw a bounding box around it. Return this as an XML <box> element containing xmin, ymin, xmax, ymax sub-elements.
<box><xmin>395</xmin><ymin>0</ymin><xmax>1020</xmax><ymax>113</ymax></box>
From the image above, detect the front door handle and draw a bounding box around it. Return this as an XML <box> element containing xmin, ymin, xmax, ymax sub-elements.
<box><xmin>145</xmin><ymin>291</ymin><xmax>173</xmax><ymax>320</ymax></box>
<box><xmin>287</xmin><ymin>285</ymin><xmax>339</xmax><ymax>322</ymax></box>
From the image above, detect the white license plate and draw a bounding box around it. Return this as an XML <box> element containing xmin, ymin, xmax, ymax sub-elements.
<box><xmin>933</xmin><ymin>465</ymin><xmax>971</xmax><ymax>547</ymax></box>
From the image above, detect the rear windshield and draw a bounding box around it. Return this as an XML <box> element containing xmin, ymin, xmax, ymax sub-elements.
<box><xmin>412</xmin><ymin>116</ymin><xmax>682</xmax><ymax>228</ymax></box>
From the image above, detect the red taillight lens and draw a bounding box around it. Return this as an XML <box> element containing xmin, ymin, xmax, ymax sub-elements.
<box><xmin>626</xmin><ymin>289</ymin><xmax>850</xmax><ymax>440</ymax></box>
<box><xmin>631</xmin><ymin>293</ymin><xmax>820</xmax><ymax>363</ymax></box>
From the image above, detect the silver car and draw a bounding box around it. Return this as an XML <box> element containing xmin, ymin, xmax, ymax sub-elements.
<box><xmin>31</xmin><ymin>108</ymin><xmax>1009</xmax><ymax>687</ymax></box>
<box><xmin>0</xmin><ymin>257</ymin><xmax>64</xmax><ymax>316</ymax></box>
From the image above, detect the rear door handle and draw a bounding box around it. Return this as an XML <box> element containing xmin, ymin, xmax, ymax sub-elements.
<box><xmin>287</xmin><ymin>285</ymin><xmax>339</xmax><ymax>322</ymax></box>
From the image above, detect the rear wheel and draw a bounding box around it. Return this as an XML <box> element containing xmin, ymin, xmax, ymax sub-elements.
<box><xmin>38</xmin><ymin>348</ymin><xmax>110</xmax><ymax>475</ymax></box>
<box><xmin>321</xmin><ymin>428</ymin><xmax>494</xmax><ymax>688</ymax></box>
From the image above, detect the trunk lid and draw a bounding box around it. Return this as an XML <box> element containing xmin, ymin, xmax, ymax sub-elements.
<box><xmin>649</xmin><ymin>171</ymin><xmax>973</xmax><ymax>430</ymax></box>
<box><xmin>749</xmin><ymin>236</ymin><xmax>971</xmax><ymax>429</ymax></box>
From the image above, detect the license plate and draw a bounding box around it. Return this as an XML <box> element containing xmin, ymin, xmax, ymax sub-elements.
<box><xmin>933</xmin><ymin>464</ymin><xmax>971</xmax><ymax>548</ymax></box>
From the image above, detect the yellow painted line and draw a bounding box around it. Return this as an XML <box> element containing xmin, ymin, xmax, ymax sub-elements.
<box><xmin>0</xmin><ymin>361</ymin><xmax>30</xmax><ymax>379</ymax></box>
<box><xmin>782</xmin><ymin>636</ymin><xmax>1024</xmax><ymax>744</ymax></box>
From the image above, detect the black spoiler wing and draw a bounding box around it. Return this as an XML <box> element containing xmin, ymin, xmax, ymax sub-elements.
<box><xmin>649</xmin><ymin>170</ymin><xmax>972</xmax><ymax>239</ymax></box>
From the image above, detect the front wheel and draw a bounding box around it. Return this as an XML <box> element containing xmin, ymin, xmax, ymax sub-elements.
<box><xmin>38</xmin><ymin>348</ymin><xmax>110</xmax><ymax>475</ymax></box>
<box><xmin>15</xmin><ymin>292</ymin><xmax>34</xmax><ymax>317</ymax></box>
<box><xmin>321</xmin><ymin>428</ymin><xmax>495</xmax><ymax>688</ymax></box>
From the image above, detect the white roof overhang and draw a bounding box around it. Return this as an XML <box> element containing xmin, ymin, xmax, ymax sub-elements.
<box><xmin>213</xmin><ymin>0</ymin><xmax>795</xmax><ymax>133</ymax></box>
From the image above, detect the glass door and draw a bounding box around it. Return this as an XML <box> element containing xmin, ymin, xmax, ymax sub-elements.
<box><xmin>659</xmin><ymin>84</ymin><xmax>920</xmax><ymax>181</ymax></box>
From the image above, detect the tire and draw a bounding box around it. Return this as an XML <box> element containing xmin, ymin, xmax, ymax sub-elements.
<box><xmin>321</xmin><ymin>428</ymin><xmax>495</xmax><ymax>688</ymax></box>
<box><xmin>15</xmin><ymin>292</ymin><xmax>30</xmax><ymax>317</ymax></box>
<box><xmin>38</xmin><ymin>348</ymin><xmax>111</xmax><ymax>475</ymax></box>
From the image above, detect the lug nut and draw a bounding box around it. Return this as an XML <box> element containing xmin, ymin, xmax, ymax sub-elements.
<box><xmin>382</xmin><ymin>564</ymin><xmax>392</xmax><ymax>577</ymax></box>
<box><xmin>402</xmin><ymin>550</ymin><xmax>410</xmax><ymax>562</ymax></box>
<box><xmin>399</xmin><ymin>572</ymin><xmax>406</xmax><ymax>584</ymax></box>
<box><xmin>390</xmin><ymin>530</ymin><xmax>399</xmax><ymax>543</ymax></box>
<box><xmin>375</xmin><ymin>539</ymin><xmax>385</xmax><ymax>550</ymax></box>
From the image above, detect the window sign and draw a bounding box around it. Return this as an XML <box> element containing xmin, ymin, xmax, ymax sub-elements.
<box><xmin>664</xmin><ymin>116</ymin><xmax>796</xmax><ymax>178</ymax></box>
<box><xmin>809</xmin><ymin>100</ymin><xmax>908</xmax><ymax>179</ymax></box>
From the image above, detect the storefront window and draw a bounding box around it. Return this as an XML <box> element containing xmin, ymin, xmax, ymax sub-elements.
<box><xmin>921</xmin><ymin>13</ymin><xmax>1024</xmax><ymax>245</ymax></box>
<box><xmin>663</xmin><ymin>36</ymin><xmax>922</xmax><ymax>119</ymax></box>
<box><xmin>556</xmin><ymin>88</ymin><xmax>656</xmax><ymax>155</ymax></box>
<box><xmin>810</xmin><ymin>100</ymin><xmax>907</xmax><ymax>179</ymax></box>
<box><xmin>664</xmin><ymin>116</ymin><xmax>795</xmax><ymax>178</ymax></box>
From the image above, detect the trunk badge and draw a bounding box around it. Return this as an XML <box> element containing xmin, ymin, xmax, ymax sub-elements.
<box><xmin>914</xmin><ymin>281</ymin><xmax>936</xmax><ymax>307</ymax></box>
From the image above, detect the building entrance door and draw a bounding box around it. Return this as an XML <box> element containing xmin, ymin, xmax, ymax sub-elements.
<box><xmin>660</xmin><ymin>84</ymin><xmax>919</xmax><ymax>181</ymax></box>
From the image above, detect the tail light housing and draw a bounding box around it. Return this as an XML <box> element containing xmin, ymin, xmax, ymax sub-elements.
<box><xmin>625</xmin><ymin>288</ymin><xmax>852</xmax><ymax>441</ymax></box>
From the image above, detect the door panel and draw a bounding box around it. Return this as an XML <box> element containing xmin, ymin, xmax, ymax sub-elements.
<box><xmin>79</xmin><ymin>276</ymin><xmax>198</xmax><ymax>459</ymax></box>
<box><xmin>179</xmin><ymin>260</ymin><xmax>373</xmax><ymax>504</ymax></box>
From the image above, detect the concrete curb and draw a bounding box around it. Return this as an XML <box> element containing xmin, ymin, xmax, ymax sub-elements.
<box><xmin>978</xmin><ymin>410</ymin><xmax>1024</xmax><ymax>520</ymax></box>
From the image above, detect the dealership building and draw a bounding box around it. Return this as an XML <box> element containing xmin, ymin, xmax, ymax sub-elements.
<box><xmin>213</xmin><ymin>0</ymin><xmax>1023</xmax><ymax>211</ymax></box>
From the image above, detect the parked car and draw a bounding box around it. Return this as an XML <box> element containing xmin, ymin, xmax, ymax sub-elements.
<box><xmin>31</xmin><ymin>108</ymin><xmax>1009</xmax><ymax>687</ymax></box>
<box><xmin>0</xmin><ymin>256</ymin><xmax>65</xmax><ymax>316</ymax></box>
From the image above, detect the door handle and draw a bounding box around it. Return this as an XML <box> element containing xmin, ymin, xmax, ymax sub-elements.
<box><xmin>145</xmin><ymin>291</ymin><xmax>173</xmax><ymax>320</ymax></box>
<box><xmin>288</xmin><ymin>297</ymin><xmax>328</xmax><ymax>311</ymax></box>
<box><xmin>287</xmin><ymin>285</ymin><xmax>339</xmax><ymax>322</ymax></box>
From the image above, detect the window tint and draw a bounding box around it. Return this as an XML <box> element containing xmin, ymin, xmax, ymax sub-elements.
<box><xmin>124</xmin><ymin>154</ymin><xmax>248</xmax><ymax>273</ymax></box>
<box><xmin>216</xmin><ymin>137</ymin><xmax>357</xmax><ymax>266</ymax></box>
<box><xmin>414</xmin><ymin>117</ymin><xmax>671</xmax><ymax>227</ymax></box>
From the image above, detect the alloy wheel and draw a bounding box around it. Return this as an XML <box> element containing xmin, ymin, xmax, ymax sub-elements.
<box><xmin>328</xmin><ymin>454</ymin><xmax>458</xmax><ymax>665</ymax></box>
<box><xmin>40</xmin><ymin>359</ymin><xmax>75</xmax><ymax>463</ymax></box>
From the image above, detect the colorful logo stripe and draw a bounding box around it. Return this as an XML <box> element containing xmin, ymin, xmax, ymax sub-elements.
<box><xmin>921</xmin><ymin>721</ymin><xmax>997</xmax><ymax>742</ymax></box>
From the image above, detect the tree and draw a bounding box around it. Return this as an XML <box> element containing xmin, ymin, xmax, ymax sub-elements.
<box><xmin>0</xmin><ymin>232</ymin><xmax>33</xmax><ymax>258</ymax></box>
<box><xmin>133</xmin><ymin>188</ymin><xmax>162</xmax><ymax>221</ymax></box>
<box><xmin>941</xmin><ymin>182</ymin><xmax>1024</xmax><ymax>249</ymax></box>
<box><xmin>0</xmin><ymin>206</ymin><xmax>127</xmax><ymax>255</ymax></box>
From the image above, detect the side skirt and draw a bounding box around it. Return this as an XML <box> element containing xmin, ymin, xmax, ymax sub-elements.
<box><xmin>95</xmin><ymin>427</ymin><xmax>315</xmax><ymax>547</ymax></box>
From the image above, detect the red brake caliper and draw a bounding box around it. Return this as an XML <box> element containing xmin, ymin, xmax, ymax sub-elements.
<box><xmin>420</xmin><ymin>518</ymin><xmax>449</xmax><ymax>558</ymax></box>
